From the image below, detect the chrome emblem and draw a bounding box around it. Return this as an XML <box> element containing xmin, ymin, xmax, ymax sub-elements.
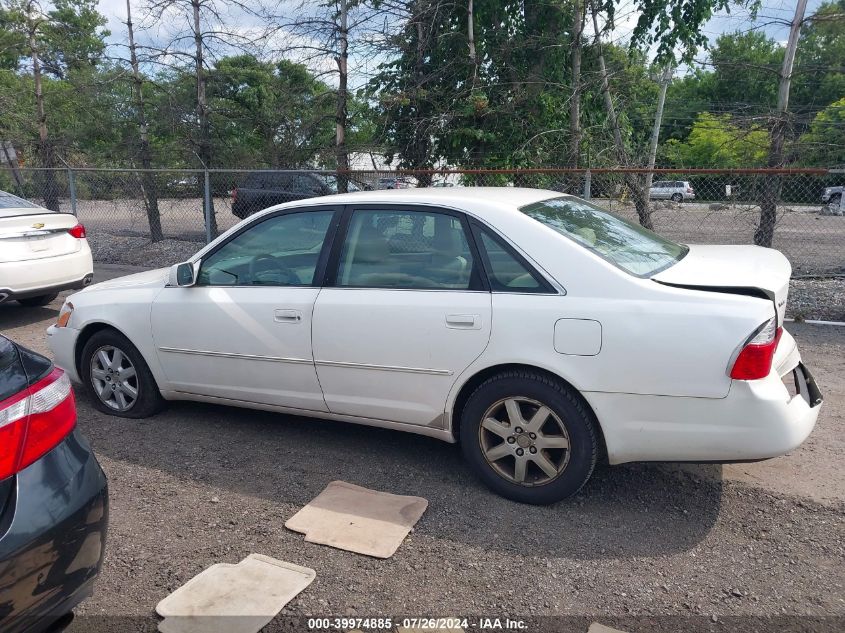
<box><xmin>31</xmin><ymin>222</ymin><xmax>44</xmax><ymax>229</ymax></box>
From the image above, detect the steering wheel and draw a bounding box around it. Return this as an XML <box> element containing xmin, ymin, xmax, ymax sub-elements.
<box><xmin>247</xmin><ymin>254</ymin><xmax>299</xmax><ymax>285</ymax></box>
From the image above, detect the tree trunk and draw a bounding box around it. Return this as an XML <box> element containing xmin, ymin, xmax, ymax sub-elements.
<box><xmin>642</xmin><ymin>65</ymin><xmax>673</xmax><ymax>211</ymax></box>
<box><xmin>568</xmin><ymin>0</ymin><xmax>582</xmax><ymax>169</ymax></box>
<box><xmin>28</xmin><ymin>12</ymin><xmax>59</xmax><ymax>212</ymax></box>
<box><xmin>127</xmin><ymin>0</ymin><xmax>162</xmax><ymax>242</ymax></box>
<box><xmin>467</xmin><ymin>0</ymin><xmax>478</xmax><ymax>88</ymax></box>
<box><xmin>192</xmin><ymin>0</ymin><xmax>217</xmax><ymax>237</ymax></box>
<box><xmin>755</xmin><ymin>0</ymin><xmax>808</xmax><ymax>247</ymax></box>
<box><xmin>591</xmin><ymin>2</ymin><xmax>652</xmax><ymax>228</ymax></box>
<box><xmin>335</xmin><ymin>0</ymin><xmax>349</xmax><ymax>193</ymax></box>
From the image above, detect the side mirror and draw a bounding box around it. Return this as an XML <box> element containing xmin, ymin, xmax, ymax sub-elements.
<box><xmin>168</xmin><ymin>261</ymin><xmax>199</xmax><ymax>287</ymax></box>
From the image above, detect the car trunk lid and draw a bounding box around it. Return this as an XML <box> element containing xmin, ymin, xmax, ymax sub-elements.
<box><xmin>652</xmin><ymin>244</ymin><xmax>791</xmax><ymax>325</ymax></box>
<box><xmin>0</xmin><ymin>211</ymin><xmax>82</xmax><ymax>263</ymax></box>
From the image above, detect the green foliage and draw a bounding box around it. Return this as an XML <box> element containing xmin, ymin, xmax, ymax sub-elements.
<box><xmin>663</xmin><ymin>112</ymin><xmax>769</xmax><ymax>167</ymax></box>
<box><xmin>608</xmin><ymin>0</ymin><xmax>760</xmax><ymax>64</ymax></box>
<box><xmin>0</xmin><ymin>0</ymin><xmax>108</xmax><ymax>77</ymax></box>
<box><xmin>798</xmin><ymin>98</ymin><xmax>845</xmax><ymax>166</ymax></box>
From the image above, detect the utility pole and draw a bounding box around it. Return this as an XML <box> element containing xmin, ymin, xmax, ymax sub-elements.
<box><xmin>336</xmin><ymin>0</ymin><xmax>349</xmax><ymax>193</ymax></box>
<box><xmin>643</xmin><ymin>64</ymin><xmax>673</xmax><ymax>204</ymax></box>
<box><xmin>755</xmin><ymin>0</ymin><xmax>808</xmax><ymax>247</ymax></box>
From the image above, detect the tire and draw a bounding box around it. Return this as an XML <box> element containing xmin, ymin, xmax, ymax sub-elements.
<box><xmin>17</xmin><ymin>293</ymin><xmax>59</xmax><ymax>307</ymax></box>
<box><xmin>459</xmin><ymin>370</ymin><xmax>598</xmax><ymax>504</ymax></box>
<box><xmin>81</xmin><ymin>329</ymin><xmax>164</xmax><ymax>418</ymax></box>
<box><xmin>670</xmin><ymin>193</ymin><xmax>683</xmax><ymax>203</ymax></box>
<box><xmin>831</xmin><ymin>194</ymin><xmax>842</xmax><ymax>207</ymax></box>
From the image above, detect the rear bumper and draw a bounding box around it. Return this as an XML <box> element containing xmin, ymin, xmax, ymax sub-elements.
<box><xmin>0</xmin><ymin>249</ymin><xmax>93</xmax><ymax>303</ymax></box>
<box><xmin>0</xmin><ymin>430</ymin><xmax>108</xmax><ymax>633</ymax></box>
<box><xmin>587</xmin><ymin>347</ymin><xmax>822</xmax><ymax>465</ymax></box>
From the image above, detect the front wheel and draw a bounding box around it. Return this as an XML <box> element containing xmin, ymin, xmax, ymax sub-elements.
<box><xmin>81</xmin><ymin>329</ymin><xmax>164</xmax><ymax>418</ymax></box>
<box><xmin>460</xmin><ymin>371</ymin><xmax>598</xmax><ymax>504</ymax></box>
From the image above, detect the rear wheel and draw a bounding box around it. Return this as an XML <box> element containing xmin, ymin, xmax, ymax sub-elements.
<box><xmin>17</xmin><ymin>293</ymin><xmax>58</xmax><ymax>307</ymax></box>
<box><xmin>81</xmin><ymin>329</ymin><xmax>164</xmax><ymax>418</ymax></box>
<box><xmin>460</xmin><ymin>371</ymin><xmax>598</xmax><ymax>504</ymax></box>
<box><xmin>670</xmin><ymin>193</ymin><xmax>683</xmax><ymax>203</ymax></box>
<box><xmin>830</xmin><ymin>194</ymin><xmax>842</xmax><ymax>207</ymax></box>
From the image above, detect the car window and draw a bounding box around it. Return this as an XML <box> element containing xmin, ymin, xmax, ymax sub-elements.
<box><xmin>336</xmin><ymin>209</ymin><xmax>478</xmax><ymax>290</ymax></box>
<box><xmin>476</xmin><ymin>228</ymin><xmax>548</xmax><ymax>293</ymax></box>
<box><xmin>0</xmin><ymin>190</ymin><xmax>42</xmax><ymax>209</ymax></box>
<box><xmin>198</xmin><ymin>210</ymin><xmax>334</xmax><ymax>286</ymax></box>
<box><xmin>294</xmin><ymin>175</ymin><xmax>322</xmax><ymax>194</ymax></box>
<box><xmin>521</xmin><ymin>197</ymin><xmax>688</xmax><ymax>277</ymax></box>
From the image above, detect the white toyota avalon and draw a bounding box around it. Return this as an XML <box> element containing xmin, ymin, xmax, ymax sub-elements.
<box><xmin>47</xmin><ymin>188</ymin><xmax>822</xmax><ymax>504</ymax></box>
<box><xmin>0</xmin><ymin>190</ymin><xmax>93</xmax><ymax>306</ymax></box>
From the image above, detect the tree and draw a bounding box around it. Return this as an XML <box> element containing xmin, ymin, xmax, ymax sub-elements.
<box><xmin>125</xmin><ymin>0</ymin><xmax>161</xmax><ymax>241</ymax></box>
<box><xmin>0</xmin><ymin>0</ymin><xmax>107</xmax><ymax>209</ymax></box>
<box><xmin>797</xmin><ymin>97</ymin><xmax>845</xmax><ymax>167</ymax></box>
<box><xmin>663</xmin><ymin>112</ymin><xmax>768</xmax><ymax>167</ymax></box>
<box><xmin>755</xmin><ymin>0</ymin><xmax>808</xmax><ymax>248</ymax></box>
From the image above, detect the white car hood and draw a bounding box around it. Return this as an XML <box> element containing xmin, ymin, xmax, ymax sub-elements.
<box><xmin>653</xmin><ymin>245</ymin><xmax>791</xmax><ymax>325</ymax></box>
<box><xmin>81</xmin><ymin>267</ymin><xmax>169</xmax><ymax>292</ymax></box>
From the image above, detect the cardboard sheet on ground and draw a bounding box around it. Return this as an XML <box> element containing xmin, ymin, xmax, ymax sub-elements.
<box><xmin>155</xmin><ymin>553</ymin><xmax>315</xmax><ymax>633</ymax></box>
<box><xmin>286</xmin><ymin>480</ymin><xmax>428</xmax><ymax>558</ymax></box>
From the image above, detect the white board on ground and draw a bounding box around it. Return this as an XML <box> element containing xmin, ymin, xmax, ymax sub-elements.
<box><xmin>155</xmin><ymin>553</ymin><xmax>315</xmax><ymax>633</ymax></box>
<box><xmin>285</xmin><ymin>480</ymin><xmax>428</xmax><ymax>558</ymax></box>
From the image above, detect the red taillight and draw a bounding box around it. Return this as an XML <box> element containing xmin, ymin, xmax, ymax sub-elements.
<box><xmin>68</xmin><ymin>223</ymin><xmax>86</xmax><ymax>238</ymax></box>
<box><xmin>687</xmin><ymin>187</ymin><xmax>693</xmax><ymax>193</ymax></box>
<box><xmin>0</xmin><ymin>368</ymin><xmax>76</xmax><ymax>480</ymax></box>
<box><xmin>730</xmin><ymin>319</ymin><xmax>782</xmax><ymax>380</ymax></box>
<box><xmin>232</xmin><ymin>187</ymin><xmax>238</xmax><ymax>202</ymax></box>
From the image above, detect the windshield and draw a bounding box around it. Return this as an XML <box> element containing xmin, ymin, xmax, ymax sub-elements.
<box><xmin>520</xmin><ymin>196</ymin><xmax>688</xmax><ymax>277</ymax></box>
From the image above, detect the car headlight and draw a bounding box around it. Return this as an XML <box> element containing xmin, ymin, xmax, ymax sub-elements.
<box><xmin>56</xmin><ymin>301</ymin><xmax>74</xmax><ymax>328</ymax></box>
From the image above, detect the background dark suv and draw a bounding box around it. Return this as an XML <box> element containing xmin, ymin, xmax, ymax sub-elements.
<box><xmin>231</xmin><ymin>172</ymin><xmax>361</xmax><ymax>219</ymax></box>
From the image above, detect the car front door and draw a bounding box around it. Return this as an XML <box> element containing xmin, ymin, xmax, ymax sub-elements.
<box><xmin>311</xmin><ymin>205</ymin><xmax>492</xmax><ymax>427</ymax></box>
<box><xmin>150</xmin><ymin>207</ymin><xmax>340</xmax><ymax>411</ymax></box>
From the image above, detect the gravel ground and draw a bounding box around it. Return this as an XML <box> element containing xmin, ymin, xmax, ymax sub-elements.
<box><xmin>0</xmin><ymin>266</ymin><xmax>843</xmax><ymax>633</ymax></box>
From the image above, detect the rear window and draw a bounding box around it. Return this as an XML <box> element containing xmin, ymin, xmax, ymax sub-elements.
<box><xmin>520</xmin><ymin>196</ymin><xmax>688</xmax><ymax>277</ymax></box>
<box><xmin>0</xmin><ymin>190</ymin><xmax>41</xmax><ymax>209</ymax></box>
<box><xmin>0</xmin><ymin>338</ymin><xmax>26</xmax><ymax>402</ymax></box>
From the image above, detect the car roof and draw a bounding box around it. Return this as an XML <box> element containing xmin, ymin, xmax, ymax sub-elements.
<box><xmin>265</xmin><ymin>187</ymin><xmax>562</xmax><ymax>211</ymax></box>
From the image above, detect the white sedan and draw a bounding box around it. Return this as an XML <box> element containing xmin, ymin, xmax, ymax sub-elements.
<box><xmin>0</xmin><ymin>190</ymin><xmax>93</xmax><ymax>306</ymax></box>
<box><xmin>47</xmin><ymin>188</ymin><xmax>822</xmax><ymax>504</ymax></box>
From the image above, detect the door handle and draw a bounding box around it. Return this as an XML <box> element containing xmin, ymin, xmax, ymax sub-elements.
<box><xmin>446</xmin><ymin>314</ymin><xmax>481</xmax><ymax>329</ymax></box>
<box><xmin>274</xmin><ymin>309</ymin><xmax>302</xmax><ymax>323</ymax></box>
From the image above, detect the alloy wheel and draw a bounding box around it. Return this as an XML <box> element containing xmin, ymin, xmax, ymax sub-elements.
<box><xmin>478</xmin><ymin>397</ymin><xmax>571</xmax><ymax>486</ymax></box>
<box><xmin>90</xmin><ymin>345</ymin><xmax>139</xmax><ymax>412</ymax></box>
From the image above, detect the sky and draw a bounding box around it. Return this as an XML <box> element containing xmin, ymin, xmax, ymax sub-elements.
<box><xmin>93</xmin><ymin>0</ymin><xmax>828</xmax><ymax>86</ymax></box>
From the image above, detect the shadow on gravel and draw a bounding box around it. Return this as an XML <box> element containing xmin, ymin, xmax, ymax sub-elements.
<box><xmin>78</xmin><ymin>395</ymin><xmax>722</xmax><ymax>560</ymax></box>
<box><xmin>0</xmin><ymin>304</ymin><xmax>59</xmax><ymax>327</ymax></box>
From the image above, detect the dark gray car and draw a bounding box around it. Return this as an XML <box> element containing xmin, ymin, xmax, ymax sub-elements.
<box><xmin>0</xmin><ymin>335</ymin><xmax>108</xmax><ymax>633</ymax></box>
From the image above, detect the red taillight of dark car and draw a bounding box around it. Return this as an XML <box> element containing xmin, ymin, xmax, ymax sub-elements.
<box><xmin>0</xmin><ymin>368</ymin><xmax>77</xmax><ymax>480</ymax></box>
<box><xmin>232</xmin><ymin>187</ymin><xmax>238</xmax><ymax>202</ymax></box>
<box><xmin>730</xmin><ymin>318</ymin><xmax>782</xmax><ymax>380</ymax></box>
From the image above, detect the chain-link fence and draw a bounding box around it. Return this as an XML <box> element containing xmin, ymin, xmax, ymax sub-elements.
<box><xmin>1</xmin><ymin>166</ymin><xmax>843</xmax><ymax>277</ymax></box>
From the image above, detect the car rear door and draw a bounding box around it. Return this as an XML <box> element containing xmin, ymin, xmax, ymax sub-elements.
<box><xmin>311</xmin><ymin>205</ymin><xmax>492</xmax><ymax>426</ymax></box>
